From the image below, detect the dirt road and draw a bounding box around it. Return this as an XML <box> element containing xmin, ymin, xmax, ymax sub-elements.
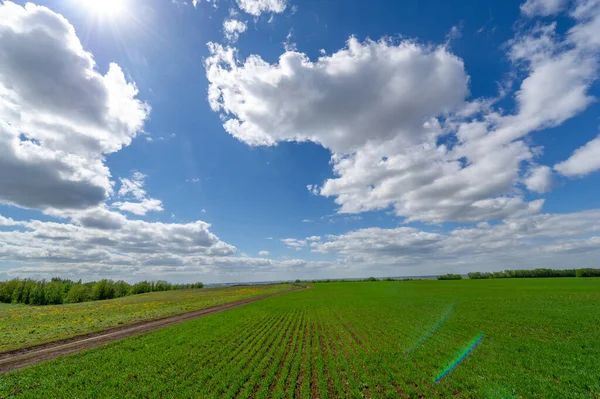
<box><xmin>0</xmin><ymin>285</ymin><xmax>309</xmax><ymax>373</ymax></box>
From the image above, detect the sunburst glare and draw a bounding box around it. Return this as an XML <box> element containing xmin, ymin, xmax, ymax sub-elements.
<box><xmin>80</xmin><ymin>0</ymin><xmax>125</xmax><ymax>17</ymax></box>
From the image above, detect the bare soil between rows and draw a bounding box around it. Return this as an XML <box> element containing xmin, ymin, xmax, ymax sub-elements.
<box><xmin>0</xmin><ymin>285</ymin><xmax>309</xmax><ymax>373</ymax></box>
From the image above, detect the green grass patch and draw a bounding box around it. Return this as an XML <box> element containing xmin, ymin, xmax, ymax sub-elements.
<box><xmin>0</xmin><ymin>284</ymin><xmax>294</xmax><ymax>352</ymax></box>
<box><xmin>1</xmin><ymin>279</ymin><xmax>599</xmax><ymax>398</ymax></box>
<box><xmin>0</xmin><ymin>303</ymin><xmax>22</xmax><ymax>310</ymax></box>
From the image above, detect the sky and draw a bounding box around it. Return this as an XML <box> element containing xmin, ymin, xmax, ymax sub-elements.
<box><xmin>0</xmin><ymin>0</ymin><xmax>599</xmax><ymax>284</ymax></box>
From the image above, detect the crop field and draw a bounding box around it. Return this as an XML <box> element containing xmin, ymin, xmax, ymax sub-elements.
<box><xmin>0</xmin><ymin>284</ymin><xmax>294</xmax><ymax>352</ymax></box>
<box><xmin>2</xmin><ymin>279</ymin><xmax>599</xmax><ymax>398</ymax></box>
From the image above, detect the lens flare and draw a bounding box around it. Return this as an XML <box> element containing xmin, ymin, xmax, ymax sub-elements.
<box><xmin>407</xmin><ymin>303</ymin><xmax>455</xmax><ymax>352</ymax></box>
<box><xmin>434</xmin><ymin>333</ymin><xmax>484</xmax><ymax>383</ymax></box>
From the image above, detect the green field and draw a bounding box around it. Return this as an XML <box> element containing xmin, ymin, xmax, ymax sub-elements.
<box><xmin>0</xmin><ymin>284</ymin><xmax>294</xmax><ymax>352</ymax></box>
<box><xmin>2</xmin><ymin>279</ymin><xmax>599</xmax><ymax>398</ymax></box>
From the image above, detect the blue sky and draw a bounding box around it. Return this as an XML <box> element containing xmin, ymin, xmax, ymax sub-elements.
<box><xmin>0</xmin><ymin>0</ymin><xmax>599</xmax><ymax>283</ymax></box>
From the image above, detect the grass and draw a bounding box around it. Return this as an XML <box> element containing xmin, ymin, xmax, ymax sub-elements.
<box><xmin>0</xmin><ymin>303</ymin><xmax>21</xmax><ymax>310</ymax></box>
<box><xmin>0</xmin><ymin>284</ymin><xmax>294</xmax><ymax>352</ymax></box>
<box><xmin>1</xmin><ymin>279</ymin><xmax>599</xmax><ymax>398</ymax></box>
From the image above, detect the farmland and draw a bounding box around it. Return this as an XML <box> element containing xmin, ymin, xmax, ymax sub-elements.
<box><xmin>0</xmin><ymin>284</ymin><xmax>294</xmax><ymax>352</ymax></box>
<box><xmin>2</xmin><ymin>279</ymin><xmax>600</xmax><ymax>398</ymax></box>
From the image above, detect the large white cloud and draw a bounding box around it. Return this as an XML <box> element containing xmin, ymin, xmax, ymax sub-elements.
<box><xmin>205</xmin><ymin>0</ymin><xmax>600</xmax><ymax>224</ymax></box>
<box><xmin>0</xmin><ymin>2</ymin><xmax>149</xmax><ymax>212</ymax></box>
<box><xmin>206</xmin><ymin>38</ymin><xmax>469</xmax><ymax>154</ymax></box>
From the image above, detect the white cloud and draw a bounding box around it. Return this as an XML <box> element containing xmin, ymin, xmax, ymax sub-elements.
<box><xmin>118</xmin><ymin>172</ymin><xmax>148</xmax><ymax>200</ymax></box>
<box><xmin>205</xmin><ymin>3</ymin><xmax>600</xmax><ymax>224</ymax></box>
<box><xmin>236</xmin><ymin>0</ymin><xmax>286</xmax><ymax>16</ymax></box>
<box><xmin>569</xmin><ymin>0</ymin><xmax>600</xmax><ymax>48</ymax></box>
<box><xmin>258</xmin><ymin>250</ymin><xmax>269</xmax><ymax>256</ymax></box>
<box><xmin>113</xmin><ymin>199</ymin><xmax>164</xmax><ymax>216</ymax></box>
<box><xmin>524</xmin><ymin>165</ymin><xmax>553</xmax><ymax>193</ymax></box>
<box><xmin>206</xmin><ymin>37</ymin><xmax>468</xmax><ymax>154</ymax></box>
<box><xmin>310</xmin><ymin>209</ymin><xmax>600</xmax><ymax>264</ymax></box>
<box><xmin>223</xmin><ymin>19</ymin><xmax>247</xmax><ymax>43</ymax></box>
<box><xmin>555</xmin><ymin>135</ymin><xmax>600</xmax><ymax>177</ymax></box>
<box><xmin>4</xmin><ymin>206</ymin><xmax>600</xmax><ymax>281</ymax></box>
<box><xmin>0</xmin><ymin>209</ymin><xmax>237</xmax><ymax>276</ymax></box>
<box><xmin>521</xmin><ymin>0</ymin><xmax>568</xmax><ymax>16</ymax></box>
<box><xmin>0</xmin><ymin>2</ymin><xmax>149</xmax><ymax>213</ymax></box>
<box><xmin>112</xmin><ymin>172</ymin><xmax>163</xmax><ymax>216</ymax></box>
<box><xmin>281</xmin><ymin>238</ymin><xmax>306</xmax><ymax>248</ymax></box>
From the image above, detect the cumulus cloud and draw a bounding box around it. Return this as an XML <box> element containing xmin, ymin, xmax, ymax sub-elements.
<box><xmin>0</xmin><ymin>211</ymin><xmax>342</xmax><ymax>281</ymax></box>
<box><xmin>310</xmin><ymin>209</ymin><xmax>600</xmax><ymax>264</ymax></box>
<box><xmin>0</xmin><ymin>2</ymin><xmax>149</xmax><ymax>213</ymax></box>
<box><xmin>0</xmin><ymin>210</ymin><xmax>237</xmax><ymax>277</ymax></box>
<box><xmin>4</xmin><ymin>207</ymin><xmax>600</xmax><ymax>281</ymax></box>
<box><xmin>555</xmin><ymin>135</ymin><xmax>600</xmax><ymax>177</ymax></box>
<box><xmin>521</xmin><ymin>0</ymin><xmax>568</xmax><ymax>16</ymax></box>
<box><xmin>205</xmin><ymin>1</ymin><xmax>600</xmax><ymax>224</ymax></box>
<box><xmin>236</xmin><ymin>0</ymin><xmax>286</xmax><ymax>16</ymax></box>
<box><xmin>223</xmin><ymin>19</ymin><xmax>247</xmax><ymax>43</ymax></box>
<box><xmin>206</xmin><ymin>37</ymin><xmax>468</xmax><ymax>153</ymax></box>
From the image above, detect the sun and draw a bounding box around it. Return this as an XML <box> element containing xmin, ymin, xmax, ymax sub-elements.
<box><xmin>81</xmin><ymin>0</ymin><xmax>125</xmax><ymax>17</ymax></box>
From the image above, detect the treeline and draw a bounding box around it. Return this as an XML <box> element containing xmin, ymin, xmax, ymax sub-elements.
<box><xmin>0</xmin><ymin>278</ymin><xmax>204</xmax><ymax>306</ymax></box>
<box><xmin>437</xmin><ymin>274</ymin><xmax>463</xmax><ymax>280</ymax></box>
<box><xmin>468</xmin><ymin>268</ymin><xmax>600</xmax><ymax>279</ymax></box>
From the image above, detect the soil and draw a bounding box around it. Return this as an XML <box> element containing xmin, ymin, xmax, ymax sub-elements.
<box><xmin>0</xmin><ymin>284</ymin><xmax>309</xmax><ymax>373</ymax></box>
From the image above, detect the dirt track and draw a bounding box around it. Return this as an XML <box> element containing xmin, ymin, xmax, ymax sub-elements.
<box><xmin>0</xmin><ymin>285</ymin><xmax>309</xmax><ymax>373</ymax></box>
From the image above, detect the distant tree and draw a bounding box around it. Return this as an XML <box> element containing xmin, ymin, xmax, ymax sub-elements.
<box><xmin>437</xmin><ymin>274</ymin><xmax>462</xmax><ymax>281</ymax></box>
<box><xmin>366</xmin><ymin>277</ymin><xmax>378</xmax><ymax>282</ymax></box>
<box><xmin>91</xmin><ymin>280</ymin><xmax>116</xmax><ymax>301</ymax></box>
<box><xmin>45</xmin><ymin>282</ymin><xmax>64</xmax><ymax>305</ymax></box>
<box><xmin>468</xmin><ymin>272</ymin><xmax>492</xmax><ymax>279</ymax></box>
<box><xmin>113</xmin><ymin>281</ymin><xmax>130</xmax><ymax>298</ymax></box>
<box><xmin>65</xmin><ymin>284</ymin><xmax>90</xmax><ymax>303</ymax></box>
<box><xmin>576</xmin><ymin>268</ymin><xmax>600</xmax><ymax>277</ymax></box>
<box><xmin>29</xmin><ymin>282</ymin><xmax>47</xmax><ymax>305</ymax></box>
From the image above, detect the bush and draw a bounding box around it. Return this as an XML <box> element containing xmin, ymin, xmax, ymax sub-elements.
<box><xmin>437</xmin><ymin>274</ymin><xmax>462</xmax><ymax>280</ymax></box>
